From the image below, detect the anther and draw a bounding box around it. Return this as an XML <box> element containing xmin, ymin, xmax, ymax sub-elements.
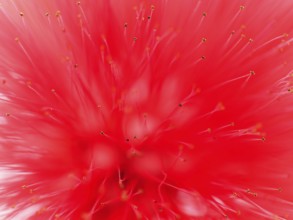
<box><xmin>55</xmin><ymin>10</ymin><xmax>61</xmax><ymax>17</ymax></box>
<box><xmin>249</xmin><ymin>70</ymin><xmax>255</xmax><ymax>76</ymax></box>
<box><xmin>121</xmin><ymin>190</ymin><xmax>129</xmax><ymax>201</ymax></box>
<box><xmin>19</xmin><ymin>12</ymin><xmax>24</xmax><ymax>17</ymax></box>
<box><xmin>201</xmin><ymin>37</ymin><xmax>207</xmax><ymax>43</ymax></box>
<box><xmin>246</xmin><ymin>189</ymin><xmax>257</xmax><ymax>197</ymax></box>
<box><xmin>216</xmin><ymin>102</ymin><xmax>225</xmax><ymax>111</ymax></box>
<box><xmin>202</xmin><ymin>12</ymin><xmax>207</xmax><ymax>17</ymax></box>
<box><xmin>240</xmin><ymin>5</ymin><xmax>245</xmax><ymax>10</ymax></box>
<box><xmin>26</xmin><ymin>81</ymin><xmax>32</xmax><ymax>86</ymax></box>
<box><xmin>232</xmin><ymin>192</ymin><xmax>239</xmax><ymax>198</ymax></box>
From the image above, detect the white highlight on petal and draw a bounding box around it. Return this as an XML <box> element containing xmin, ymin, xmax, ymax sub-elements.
<box><xmin>176</xmin><ymin>190</ymin><xmax>207</xmax><ymax>217</ymax></box>
<box><xmin>125</xmin><ymin>77</ymin><xmax>150</xmax><ymax>105</ymax></box>
<box><xmin>92</xmin><ymin>143</ymin><xmax>118</xmax><ymax>169</ymax></box>
<box><xmin>11</xmin><ymin>204</ymin><xmax>41</xmax><ymax>220</ymax></box>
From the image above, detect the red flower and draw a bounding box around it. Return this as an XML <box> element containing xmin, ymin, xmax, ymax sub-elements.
<box><xmin>0</xmin><ymin>0</ymin><xmax>293</xmax><ymax>219</ymax></box>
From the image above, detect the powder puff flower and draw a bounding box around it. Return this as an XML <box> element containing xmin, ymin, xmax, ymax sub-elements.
<box><xmin>0</xmin><ymin>0</ymin><xmax>293</xmax><ymax>219</ymax></box>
